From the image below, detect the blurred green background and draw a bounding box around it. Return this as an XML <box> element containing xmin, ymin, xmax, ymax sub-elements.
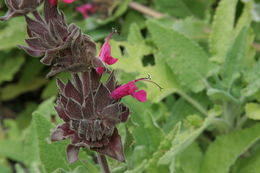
<box><xmin>0</xmin><ymin>0</ymin><xmax>260</xmax><ymax>172</ymax></box>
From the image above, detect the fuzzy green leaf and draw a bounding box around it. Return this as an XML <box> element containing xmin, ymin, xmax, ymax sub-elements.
<box><xmin>200</xmin><ymin>123</ymin><xmax>260</xmax><ymax>173</ymax></box>
<box><xmin>221</xmin><ymin>26</ymin><xmax>248</xmax><ymax>88</ymax></box>
<box><xmin>153</xmin><ymin>0</ymin><xmax>212</xmax><ymax>18</ymax></box>
<box><xmin>210</xmin><ymin>0</ymin><xmax>238</xmax><ymax>63</ymax></box>
<box><xmin>147</xmin><ymin>20</ymin><xmax>216</xmax><ymax>92</ymax></box>
<box><xmin>237</xmin><ymin>147</ymin><xmax>260</xmax><ymax>173</ymax></box>
<box><xmin>242</xmin><ymin>60</ymin><xmax>260</xmax><ymax>97</ymax></box>
<box><xmin>175</xmin><ymin>142</ymin><xmax>203</xmax><ymax>173</ymax></box>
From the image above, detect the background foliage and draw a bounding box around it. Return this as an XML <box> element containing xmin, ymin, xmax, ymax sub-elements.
<box><xmin>0</xmin><ymin>0</ymin><xmax>260</xmax><ymax>172</ymax></box>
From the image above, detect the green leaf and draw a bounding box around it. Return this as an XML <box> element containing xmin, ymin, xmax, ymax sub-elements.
<box><xmin>209</xmin><ymin>0</ymin><xmax>238</xmax><ymax>63</ymax></box>
<box><xmin>245</xmin><ymin>103</ymin><xmax>260</xmax><ymax>120</ymax></box>
<box><xmin>32</xmin><ymin>97</ymin><xmax>56</xmax><ymax>119</ymax></box>
<box><xmin>30</xmin><ymin>114</ymin><xmax>71</xmax><ymax>172</ymax></box>
<box><xmin>163</xmin><ymin>98</ymin><xmax>201</xmax><ymax>132</ymax></box>
<box><xmin>200</xmin><ymin>123</ymin><xmax>260</xmax><ymax>173</ymax></box>
<box><xmin>153</xmin><ymin>0</ymin><xmax>212</xmax><ymax>18</ymax></box>
<box><xmin>236</xmin><ymin>146</ymin><xmax>260</xmax><ymax>173</ymax></box>
<box><xmin>0</xmin><ymin>18</ymin><xmax>26</xmax><ymax>50</ymax></box>
<box><xmin>172</xmin><ymin>17</ymin><xmax>210</xmax><ymax>41</ymax></box>
<box><xmin>125</xmin><ymin>123</ymin><xmax>181</xmax><ymax>173</ymax></box>
<box><xmin>144</xmin><ymin>123</ymin><xmax>181</xmax><ymax>173</ymax></box>
<box><xmin>175</xmin><ymin>142</ymin><xmax>203</xmax><ymax>173</ymax></box>
<box><xmin>242</xmin><ymin>60</ymin><xmax>260</xmax><ymax>97</ymax></box>
<box><xmin>132</xmin><ymin>111</ymin><xmax>165</xmax><ymax>154</ymax></box>
<box><xmin>221</xmin><ymin>26</ymin><xmax>249</xmax><ymax>88</ymax></box>
<box><xmin>23</xmin><ymin>124</ymin><xmax>41</xmax><ymax>166</ymax></box>
<box><xmin>234</xmin><ymin>0</ymin><xmax>253</xmax><ymax>36</ymax></box>
<box><xmin>158</xmin><ymin>114</ymin><xmax>215</xmax><ymax>165</ymax></box>
<box><xmin>121</xmin><ymin>11</ymin><xmax>146</xmax><ymax>35</ymax></box>
<box><xmin>147</xmin><ymin>20</ymin><xmax>216</xmax><ymax>92</ymax></box>
<box><xmin>0</xmin><ymin>53</ymin><xmax>24</xmax><ymax>84</ymax></box>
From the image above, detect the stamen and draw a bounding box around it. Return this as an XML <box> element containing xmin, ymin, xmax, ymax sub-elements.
<box><xmin>135</xmin><ymin>75</ymin><xmax>163</xmax><ymax>91</ymax></box>
<box><xmin>112</xmin><ymin>27</ymin><xmax>118</xmax><ymax>34</ymax></box>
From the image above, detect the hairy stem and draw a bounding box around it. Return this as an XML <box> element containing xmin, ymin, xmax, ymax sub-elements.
<box><xmin>177</xmin><ymin>90</ymin><xmax>208</xmax><ymax>116</ymax></box>
<box><xmin>97</xmin><ymin>154</ymin><xmax>110</xmax><ymax>173</ymax></box>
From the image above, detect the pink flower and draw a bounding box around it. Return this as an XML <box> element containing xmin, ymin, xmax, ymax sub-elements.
<box><xmin>96</xmin><ymin>33</ymin><xmax>118</xmax><ymax>75</ymax></box>
<box><xmin>49</xmin><ymin>0</ymin><xmax>75</xmax><ymax>6</ymax></box>
<box><xmin>111</xmin><ymin>78</ymin><xmax>147</xmax><ymax>102</ymax></box>
<box><xmin>100</xmin><ymin>33</ymin><xmax>118</xmax><ymax>65</ymax></box>
<box><xmin>76</xmin><ymin>4</ymin><xmax>96</xmax><ymax>18</ymax></box>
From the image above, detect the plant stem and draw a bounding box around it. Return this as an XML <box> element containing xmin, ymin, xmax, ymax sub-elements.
<box><xmin>177</xmin><ymin>90</ymin><xmax>208</xmax><ymax>116</ymax></box>
<box><xmin>97</xmin><ymin>154</ymin><xmax>110</xmax><ymax>173</ymax></box>
<box><xmin>129</xmin><ymin>2</ymin><xmax>165</xmax><ymax>18</ymax></box>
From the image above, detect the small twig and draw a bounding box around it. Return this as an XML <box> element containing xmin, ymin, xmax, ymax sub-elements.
<box><xmin>129</xmin><ymin>2</ymin><xmax>164</xmax><ymax>19</ymax></box>
<box><xmin>97</xmin><ymin>154</ymin><xmax>110</xmax><ymax>173</ymax></box>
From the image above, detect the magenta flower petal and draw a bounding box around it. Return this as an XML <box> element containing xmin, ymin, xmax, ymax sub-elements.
<box><xmin>99</xmin><ymin>34</ymin><xmax>118</xmax><ymax>65</ymax></box>
<box><xmin>67</xmin><ymin>145</ymin><xmax>80</xmax><ymax>163</ymax></box>
<box><xmin>96</xmin><ymin>67</ymin><xmax>105</xmax><ymax>75</ymax></box>
<box><xmin>131</xmin><ymin>90</ymin><xmax>147</xmax><ymax>102</ymax></box>
<box><xmin>111</xmin><ymin>80</ymin><xmax>147</xmax><ymax>102</ymax></box>
<box><xmin>76</xmin><ymin>4</ymin><xmax>96</xmax><ymax>19</ymax></box>
<box><xmin>63</xmin><ymin>0</ymin><xmax>75</xmax><ymax>3</ymax></box>
<box><xmin>96</xmin><ymin>33</ymin><xmax>118</xmax><ymax>75</ymax></box>
<box><xmin>110</xmin><ymin>81</ymin><xmax>137</xmax><ymax>99</ymax></box>
<box><xmin>49</xmin><ymin>0</ymin><xmax>74</xmax><ymax>6</ymax></box>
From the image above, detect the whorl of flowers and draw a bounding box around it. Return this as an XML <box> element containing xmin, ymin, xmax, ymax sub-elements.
<box><xmin>19</xmin><ymin>1</ymin><xmax>103</xmax><ymax>77</ymax></box>
<box><xmin>51</xmin><ymin>69</ymin><xmax>130</xmax><ymax>162</ymax></box>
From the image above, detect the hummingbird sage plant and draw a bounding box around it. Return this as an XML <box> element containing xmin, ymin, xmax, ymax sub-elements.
<box><xmin>0</xmin><ymin>0</ymin><xmax>158</xmax><ymax>172</ymax></box>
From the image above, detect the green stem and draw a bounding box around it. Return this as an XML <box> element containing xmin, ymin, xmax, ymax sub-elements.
<box><xmin>97</xmin><ymin>154</ymin><xmax>110</xmax><ymax>173</ymax></box>
<box><xmin>177</xmin><ymin>90</ymin><xmax>208</xmax><ymax>116</ymax></box>
<box><xmin>236</xmin><ymin>115</ymin><xmax>248</xmax><ymax>129</ymax></box>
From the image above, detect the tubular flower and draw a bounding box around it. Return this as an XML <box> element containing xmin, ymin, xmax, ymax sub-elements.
<box><xmin>51</xmin><ymin>69</ymin><xmax>130</xmax><ymax>163</ymax></box>
<box><xmin>76</xmin><ymin>4</ymin><xmax>97</xmax><ymax>19</ymax></box>
<box><xmin>111</xmin><ymin>78</ymin><xmax>147</xmax><ymax>102</ymax></box>
<box><xmin>19</xmin><ymin>0</ymin><xmax>103</xmax><ymax>77</ymax></box>
<box><xmin>96</xmin><ymin>33</ymin><xmax>118</xmax><ymax>75</ymax></box>
<box><xmin>0</xmin><ymin>0</ymin><xmax>43</xmax><ymax>21</ymax></box>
